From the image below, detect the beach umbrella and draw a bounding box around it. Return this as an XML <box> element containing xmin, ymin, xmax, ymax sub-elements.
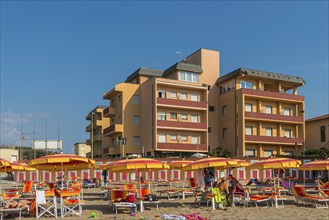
<box><xmin>168</xmin><ymin>160</ymin><xmax>193</xmax><ymax>188</ymax></box>
<box><xmin>29</xmin><ymin>153</ymin><xmax>95</xmax><ymax>188</ymax></box>
<box><xmin>182</xmin><ymin>157</ymin><xmax>238</xmax><ymax>171</ymax></box>
<box><xmin>298</xmin><ymin>158</ymin><xmax>329</xmax><ymax>171</ymax></box>
<box><xmin>0</xmin><ymin>162</ymin><xmax>36</xmax><ymax>172</ymax></box>
<box><xmin>94</xmin><ymin>162</ymin><xmax>114</xmax><ymax>170</ymax></box>
<box><xmin>0</xmin><ymin>158</ymin><xmax>11</xmax><ymax>193</ymax></box>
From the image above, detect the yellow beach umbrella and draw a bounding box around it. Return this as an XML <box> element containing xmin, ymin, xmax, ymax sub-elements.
<box><xmin>168</xmin><ymin>160</ymin><xmax>193</xmax><ymax>169</ymax></box>
<box><xmin>248</xmin><ymin>157</ymin><xmax>301</xmax><ymax>170</ymax></box>
<box><xmin>111</xmin><ymin>158</ymin><xmax>169</xmax><ymax>172</ymax></box>
<box><xmin>0</xmin><ymin>162</ymin><xmax>36</xmax><ymax>172</ymax></box>
<box><xmin>0</xmin><ymin>158</ymin><xmax>11</xmax><ymax>193</ymax></box>
<box><xmin>299</xmin><ymin>158</ymin><xmax>329</xmax><ymax>171</ymax></box>
<box><xmin>182</xmin><ymin>157</ymin><xmax>238</xmax><ymax>171</ymax></box>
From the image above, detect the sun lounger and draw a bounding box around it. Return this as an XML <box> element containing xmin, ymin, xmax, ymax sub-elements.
<box><xmin>0</xmin><ymin>205</ymin><xmax>29</xmax><ymax>220</ymax></box>
<box><xmin>292</xmin><ymin>186</ymin><xmax>329</xmax><ymax>208</ymax></box>
<box><xmin>109</xmin><ymin>190</ymin><xmax>136</xmax><ymax>216</ymax></box>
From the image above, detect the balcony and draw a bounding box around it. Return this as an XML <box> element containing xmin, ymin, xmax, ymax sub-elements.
<box><xmin>245</xmin><ymin>135</ymin><xmax>304</xmax><ymax>145</ymax></box>
<box><xmin>103</xmin><ymin>124</ymin><xmax>123</xmax><ymax>136</ymax></box>
<box><xmin>245</xmin><ymin>112</ymin><xmax>303</xmax><ymax>124</ymax></box>
<box><xmin>86</xmin><ymin>124</ymin><xmax>91</xmax><ymax>132</ymax></box>
<box><xmin>157</xmin><ymin>120</ymin><xmax>207</xmax><ymax>130</ymax></box>
<box><xmin>157</xmin><ymin>143</ymin><xmax>207</xmax><ymax>152</ymax></box>
<box><xmin>86</xmin><ymin>139</ymin><xmax>91</xmax><ymax>145</ymax></box>
<box><xmin>241</xmin><ymin>88</ymin><xmax>304</xmax><ymax>102</ymax></box>
<box><xmin>157</xmin><ymin>98</ymin><xmax>207</xmax><ymax>109</ymax></box>
<box><xmin>103</xmin><ymin>106</ymin><xmax>116</xmax><ymax>117</ymax></box>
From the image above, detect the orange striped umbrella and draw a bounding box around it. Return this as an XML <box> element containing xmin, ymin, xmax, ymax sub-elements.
<box><xmin>0</xmin><ymin>162</ymin><xmax>36</xmax><ymax>172</ymax></box>
<box><xmin>168</xmin><ymin>160</ymin><xmax>193</xmax><ymax>169</ymax></box>
<box><xmin>299</xmin><ymin>158</ymin><xmax>329</xmax><ymax>171</ymax></box>
<box><xmin>248</xmin><ymin>157</ymin><xmax>301</xmax><ymax>169</ymax></box>
<box><xmin>229</xmin><ymin>159</ymin><xmax>250</xmax><ymax>168</ymax></box>
<box><xmin>0</xmin><ymin>158</ymin><xmax>10</xmax><ymax>168</ymax></box>
<box><xmin>111</xmin><ymin>158</ymin><xmax>169</xmax><ymax>172</ymax></box>
<box><xmin>29</xmin><ymin>153</ymin><xmax>95</xmax><ymax>171</ymax></box>
<box><xmin>182</xmin><ymin>157</ymin><xmax>238</xmax><ymax>171</ymax></box>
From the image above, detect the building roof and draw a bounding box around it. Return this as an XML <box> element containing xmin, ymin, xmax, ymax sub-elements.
<box><xmin>306</xmin><ymin>114</ymin><xmax>329</xmax><ymax>123</ymax></box>
<box><xmin>125</xmin><ymin>67</ymin><xmax>163</xmax><ymax>82</ymax></box>
<box><xmin>162</xmin><ymin>62</ymin><xmax>203</xmax><ymax>77</ymax></box>
<box><xmin>216</xmin><ymin>68</ymin><xmax>306</xmax><ymax>85</ymax></box>
<box><xmin>86</xmin><ymin>106</ymin><xmax>107</xmax><ymax>119</ymax></box>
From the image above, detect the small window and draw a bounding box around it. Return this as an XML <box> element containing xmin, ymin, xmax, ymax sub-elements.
<box><xmin>246</xmin><ymin>126</ymin><xmax>253</xmax><ymax>135</ymax></box>
<box><xmin>180</xmin><ymin>92</ymin><xmax>187</xmax><ymax>100</ymax></box>
<box><xmin>283</xmin><ymin>107</ymin><xmax>291</xmax><ymax>116</ymax></box>
<box><xmin>169</xmin><ymin>91</ymin><xmax>177</xmax><ymax>98</ymax></box>
<box><xmin>133</xmin><ymin>95</ymin><xmax>140</xmax><ymax>104</ymax></box>
<box><xmin>222</xmin><ymin>105</ymin><xmax>227</xmax><ymax>116</ymax></box>
<box><xmin>191</xmin><ymin>136</ymin><xmax>199</xmax><ymax>144</ymax></box>
<box><xmin>180</xmin><ymin>113</ymin><xmax>188</xmax><ymax>120</ymax></box>
<box><xmin>265</xmin><ymin>105</ymin><xmax>272</xmax><ymax>114</ymax></box>
<box><xmin>133</xmin><ymin>115</ymin><xmax>140</xmax><ymax>125</ymax></box>
<box><xmin>320</xmin><ymin>126</ymin><xmax>326</xmax><ymax>142</ymax></box>
<box><xmin>159</xmin><ymin>90</ymin><xmax>166</xmax><ymax>98</ymax></box>
<box><xmin>284</xmin><ymin>129</ymin><xmax>291</xmax><ymax>138</ymax></box>
<box><xmin>265</xmin><ymin>128</ymin><xmax>272</xmax><ymax>136</ymax></box>
<box><xmin>158</xmin><ymin>112</ymin><xmax>166</xmax><ymax>120</ymax></box>
<box><xmin>180</xmin><ymin>134</ymin><xmax>188</xmax><ymax>142</ymax></box>
<box><xmin>158</xmin><ymin>134</ymin><xmax>166</xmax><ymax>143</ymax></box>
<box><xmin>170</xmin><ymin>134</ymin><xmax>177</xmax><ymax>141</ymax></box>
<box><xmin>170</xmin><ymin>112</ymin><xmax>177</xmax><ymax>120</ymax></box>
<box><xmin>133</xmin><ymin>136</ymin><xmax>140</xmax><ymax>146</ymax></box>
<box><xmin>191</xmin><ymin>114</ymin><xmax>198</xmax><ymax>123</ymax></box>
<box><xmin>246</xmin><ymin>149</ymin><xmax>255</xmax><ymax>157</ymax></box>
<box><xmin>245</xmin><ymin>103</ymin><xmax>252</xmax><ymax>112</ymax></box>
<box><xmin>240</xmin><ymin>81</ymin><xmax>253</xmax><ymax>89</ymax></box>
<box><xmin>263</xmin><ymin>150</ymin><xmax>273</xmax><ymax>157</ymax></box>
<box><xmin>222</xmin><ymin>128</ymin><xmax>228</xmax><ymax>138</ymax></box>
<box><xmin>209</xmin><ymin>106</ymin><xmax>215</xmax><ymax>112</ymax></box>
<box><xmin>191</xmin><ymin>93</ymin><xmax>198</xmax><ymax>102</ymax></box>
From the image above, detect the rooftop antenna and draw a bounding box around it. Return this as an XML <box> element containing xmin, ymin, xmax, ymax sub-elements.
<box><xmin>176</xmin><ymin>49</ymin><xmax>182</xmax><ymax>62</ymax></box>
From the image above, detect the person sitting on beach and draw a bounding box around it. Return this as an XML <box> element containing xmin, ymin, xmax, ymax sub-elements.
<box><xmin>213</xmin><ymin>177</ymin><xmax>229</xmax><ymax>210</ymax></box>
<box><xmin>4</xmin><ymin>199</ymin><xmax>31</xmax><ymax>209</ymax></box>
<box><xmin>227</xmin><ymin>174</ymin><xmax>243</xmax><ymax>207</ymax></box>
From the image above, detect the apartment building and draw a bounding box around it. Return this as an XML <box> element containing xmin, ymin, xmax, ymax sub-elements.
<box><xmin>74</xmin><ymin>142</ymin><xmax>90</xmax><ymax>157</ymax></box>
<box><xmin>305</xmin><ymin>114</ymin><xmax>329</xmax><ymax>150</ymax></box>
<box><xmin>216</xmin><ymin>68</ymin><xmax>305</xmax><ymax>157</ymax></box>
<box><xmin>102</xmin><ymin>49</ymin><xmax>219</xmax><ymax>158</ymax></box>
<box><xmin>86</xmin><ymin>106</ymin><xmax>110</xmax><ymax>158</ymax></box>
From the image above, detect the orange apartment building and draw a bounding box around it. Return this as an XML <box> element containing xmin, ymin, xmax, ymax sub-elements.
<box><xmin>216</xmin><ymin>68</ymin><xmax>305</xmax><ymax>157</ymax></box>
<box><xmin>305</xmin><ymin>114</ymin><xmax>329</xmax><ymax>150</ymax></box>
<box><xmin>86</xmin><ymin>106</ymin><xmax>110</xmax><ymax>158</ymax></box>
<box><xmin>88</xmin><ymin>48</ymin><xmax>306</xmax><ymax>159</ymax></box>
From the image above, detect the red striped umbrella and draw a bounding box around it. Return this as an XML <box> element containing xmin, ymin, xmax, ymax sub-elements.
<box><xmin>182</xmin><ymin>157</ymin><xmax>238</xmax><ymax>171</ymax></box>
<box><xmin>248</xmin><ymin>157</ymin><xmax>301</xmax><ymax>169</ymax></box>
<box><xmin>299</xmin><ymin>158</ymin><xmax>329</xmax><ymax>171</ymax></box>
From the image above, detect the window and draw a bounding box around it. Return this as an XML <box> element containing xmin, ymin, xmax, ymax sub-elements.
<box><xmin>265</xmin><ymin>105</ymin><xmax>272</xmax><ymax>114</ymax></box>
<box><xmin>222</xmin><ymin>105</ymin><xmax>227</xmax><ymax>116</ymax></box>
<box><xmin>133</xmin><ymin>95</ymin><xmax>140</xmax><ymax>104</ymax></box>
<box><xmin>170</xmin><ymin>112</ymin><xmax>177</xmax><ymax>120</ymax></box>
<box><xmin>245</xmin><ymin>103</ymin><xmax>252</xmax><ymax>112</ymax></box>
<box><xmin>118</xmin><ymin>95</ymin><xmax>122</xmax><ymax>102</ymax></box>
<box><xmin>263</xmin><ymin>150</ymin><xmax>273</xmax><ymax>157</ymax></box>
<box><xmin>246</xmin><ymin>149</ymin><xmax>255</xmax><ymax>157</ymax></box>
<box><xmin>158</xmin><ymin>134</ymin><xmax>166</xmax><ymax>143</ymax></box>
<box><xmin>180</xmin><ymin>134</ymin><xmax>188</xmax><ymax>142</ymax></box>
<box><xmin>222</xmin><ymin>128</ymin><xmax>228</xmax><ymax>138</ymax></box>
<box><xmin>283</xmin><ymin>107</ymin><xmax>291</xmax><ymax>116</ymax></box>
<box><xmin>191</xmin><ymin>136</ymin><xmax>199</xmax><ymax>144</ymax></box>
<box><xmin>284</xmin><ymin>129</ymin><xmax>291</xmax><ymax>138</ymax></box>
<box><xmin>209</xmin><ymin>106</ymin><xmax>215</xmax><ymax>112</ymax></box>
<box><xmin>133</xmin><ymin>115</ymin><xmax>140</xmax><ymax>125</ymax></box>
<box><xmin>180</xmin><ymin>92</ymin><xmax>187</xmax><ymax>100</ymax></box>
<box><xmin>180</xmin><ymin>71</ymin><xmax>199</xmax><ymax>83</ymax></box>
<box><xmin>240</xmin><ymin>81</ymin><xmax>253</xmax><ymax>89</ymax></box>
<box><xmin>158</xmin><ymin>90</ymin><xmax>166</xmax><ymax>98</ymax></box>
<box><xmin>321</xmin><ymin>126</ymin><xmax>326</xmax><ymax>142</ymax></box>
<box><xmin>191</xmin><ymin>93</ymin><xmax>198</xmax><ymax>102</ymax></box>
<box><xmin>133</xmin><ymin>136</ymin><xmax>140</xmax><ymax>146</ymax></box>
<box><xmin>191</xmin><ymin>114</ymin><xmax>198</xmax><ymax>123</ymax></box>
<box><xmin>170</xmin><ymin>134</ymin><xmax>177</xmax><ymax>141</ymax></box>
<box><xmin>170</xmin><ymin>91</ymin><xmax>177</xmax><ymax>98</ymax></box>
<box><xmin>208</xmin><ymin>127</ymin><xmax>211</xmax><ymax>133</ymax></box>
<box><xmin>265</xmin><ymin>128</ymin><xmax>272</xmax><ymax>136</ymax></box>
<box><xmin>284</xmin><ymin>151</ymin><xmax>293</xmax><ymax>156</ymax></box>
<box><xmin>181</xmin><ymin>113</ymin><xmax>188</xmax><ymax>120</ymax></box>
<box><xmin>158</xmin><ymin>112</ymin><xmax>166</xmax><ymax>120</ymax></box>
<box><xmin>245</xmin><ymin>126</ymin><xmax>253</xmax><ymax>135</ymax></box>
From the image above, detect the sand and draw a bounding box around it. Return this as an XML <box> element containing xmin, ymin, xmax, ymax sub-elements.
<box><xmin>1</xmin><ymin>181</ymin><xmax>329</xmax><ymax>220</ymax></box>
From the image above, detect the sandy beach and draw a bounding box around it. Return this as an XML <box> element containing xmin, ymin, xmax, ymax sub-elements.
<box><xmin>2</xmin><ymin>181</ymin><xmax>329</xmax><ymax>220</ymax></box>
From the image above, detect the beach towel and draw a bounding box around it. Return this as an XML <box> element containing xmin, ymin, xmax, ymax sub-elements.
<box><xmin>213</xmin><ymin>188</ymin><xmax>227</xmax><ymax>206</ymax></box>
<box><xmin>36</xmin><ymin>191</ymin><xmax>46</xmax><ymax>204</ymax></box>
<box><xmin>161</xmin><ymin>214</ymin><xmax>186</xmax><ymax>220</ymax></box>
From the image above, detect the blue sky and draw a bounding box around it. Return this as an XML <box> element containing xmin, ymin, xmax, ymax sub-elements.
<box><xmin>1</xmin><ymin>1</ymin><xmax>328</xmax><ymax>153</ymax></box>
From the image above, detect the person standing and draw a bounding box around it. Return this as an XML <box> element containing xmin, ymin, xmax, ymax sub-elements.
<box><xmin>102</xmin><ymin>169</ymin><xmax>108</xmax><ymax>186</ymax></box>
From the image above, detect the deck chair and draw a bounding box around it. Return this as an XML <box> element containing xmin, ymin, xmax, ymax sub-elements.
<box><xmin>109</xmin><ymin>190</ymin><xmax>136</xmax><ymax>217</ymax></box>
<box><xmin>182</xmin><ymin>178</ymin><xmax>199</xmax><ymax>200</ymax></box>
<box><xmin>59</xmin><ymin>189</ymin><xmax>82</xmax><ymax>218</ymax></box>
<box><xmin>320</xmin><ymin>190</ymin><xmax>329</xmax><ymax>198</ymax></box>
<box><xmin>36</xmin><ymin>189</ymin><xmax>57</xmax><ymax>219</ymax></box>
<box><xmin>237</xmin><ymin>187</ymin><xmax>270</xmax><ymax>208</ymax></box>
<box><xmin>0</xmin><ymin>205</ymin><xmax>29</xmax><ymax>220</ymax></box>
<box><xmin>292</xmin><ymin>186</ymin><xmax>329</xmax><ymax>208</ymax></box>
<box><xmin>138</xmin><ymin>188</ymin><xmax>159</xmax><ymax>212</ymax></box>
<box><xmin>4</xmin><ymin>181</ymin><xmax>33</xmax><ymax>199</ymax></box>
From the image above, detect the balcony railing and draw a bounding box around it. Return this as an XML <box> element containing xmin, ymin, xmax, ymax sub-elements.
<box><xmin>103</xmin><ymin>124</ymin><xmax>123</xmax><ymax>136</ymax></box>
<box><xmin>241</xmin><ymin>88</ymin><xmax>304</xmax><ymax>102</ymax></box>
<box><xmin>103</xmin><ymin>106</ymin><xmax>116</xmax><ymax>117</ymax></box>
<box><xmin>157</xmin><ymin>98</ymin><xmax>207</xmax><ymax>109</ymax></box>
<box><xmin>157</xmin><ymin>143</ymin><xmax>207</xmax><ymax>151</ymax></box>
<box><xmin>157</xmin><ymin>120</ymin><xmax>207</xmax><ymax>130</ymax></box>
<box><xmin>245</xmin><ymin>112</ymin><xmax>303</xmax><ymax>123</ymax></box>
<box><xmin>245</xmin><ymin>135</ymin><xmax>304</xmax><ymax>145</ymax></box>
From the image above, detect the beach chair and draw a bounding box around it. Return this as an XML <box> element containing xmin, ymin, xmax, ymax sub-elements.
<box><xmin>320</xmin><ymin>190</ymin><xmax>329</xmax><ymax>198</ymax></box>
<box><xmin>138</xmin><ymin>188</ymin><xmax>159</xmax><ymax>212</ymax></box>
<box><xmin>58</xmin><ymin>189</ymin><xmax>82</xmax><ymax>218</ymax></box>
<box><xmin>109</xmin><ymin>190</ymin><xmax>136</xmax><ymax>216</ymax></box>
<box><xmin>35</xmin><ymin>189</ymin><xmax>57</xmax><ymax>219</ymax></box>
<box><xmin>4</xmin><ymin>181</ymin><xmax>33</xmax><ymax>199</ymax></box>
<box><xmin>0</xmin><ymin>204</ymin><xmax>29</xmax><ymax>220</ymax></box>
<box><xmin>237</xmin><ymin>187</ymin><xmax>270</xmax><ymax>208</ymax></box>
<box><xmin>292</xmin><ymin>186</ymin><xmax>329</xmax><ymax>208</ymax></box>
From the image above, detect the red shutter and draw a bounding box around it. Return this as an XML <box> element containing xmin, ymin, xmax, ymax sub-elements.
<box><xmin>83</xmin><ymin>171</ymin><xmax>89</xmax><ymax>180</ymax></box>
<box><xmin>252</xmin><ymin>170</ymin><xmax>258</xmax><ymax>179</ymax></box>
<box><xmin>238</xmin><ymin>169</ymin><xmax>244</xmax><ymax>179</ymax></box>
<box><xmin>45</xmin><ymin>172</ymin><xmax>50</xmax><ymax>181</ymax></box>
<box><xmin>173</xmin><ymin>170</ymin><xmax>179</xmax><ymax>179</ymax></box>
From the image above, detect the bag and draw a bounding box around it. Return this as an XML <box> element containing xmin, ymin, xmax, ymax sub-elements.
<box><xmin>29</xmin><ymin>199</ymin><xmax>36</xmax><ymax>215</ymax></box>
<box><xmin>122</xmin><ymin>195</ymin><xmax>135</xmax><ymax>203</ymax></box>
<box><xmin>143</xmin><ymin>194</ymin><xmax>158</xmax><ymax>202</ymax></box>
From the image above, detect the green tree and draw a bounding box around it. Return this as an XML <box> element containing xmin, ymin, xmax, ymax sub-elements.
<box><xmin>208</xmin><ymin>146</ymin><xmax>231</xmax><ymax>158</ymax></box>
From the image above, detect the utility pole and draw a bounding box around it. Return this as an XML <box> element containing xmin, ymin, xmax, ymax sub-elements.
<box><xmin>91</xmin><ymin>112</ymin><xmax>94</xmax><ymax>159</ymax></box>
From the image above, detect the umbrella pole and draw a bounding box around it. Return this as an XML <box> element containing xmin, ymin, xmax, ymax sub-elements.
<box><xmin>61</xmin><ymin>162</ymin><xmax>64</xmax><ymax>190</ymax></box>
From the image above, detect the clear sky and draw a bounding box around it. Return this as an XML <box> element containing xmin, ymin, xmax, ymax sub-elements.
<box><xmin>1</xmin><ymin>1</ymin><xmax>328</xmax><ymax>153</ymax></box>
